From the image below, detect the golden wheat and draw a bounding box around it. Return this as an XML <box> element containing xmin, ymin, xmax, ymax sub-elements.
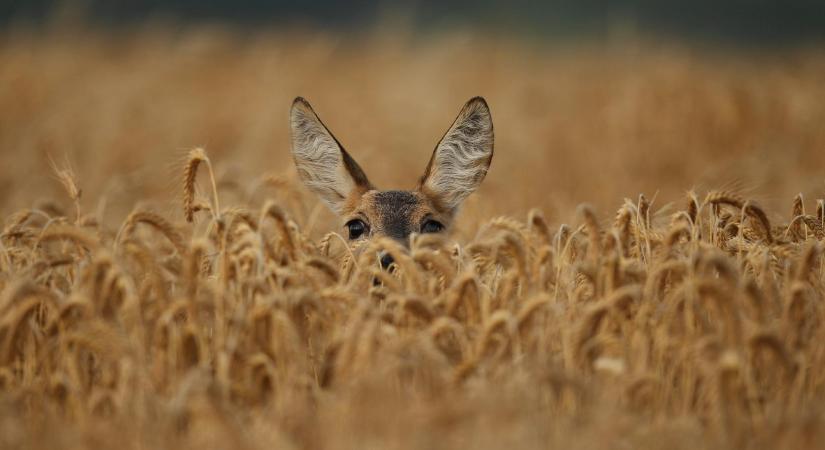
<box><xmin>4</xmin><ymin>25</ymin><xmax>825</xmax><ymax>450</ymax></box>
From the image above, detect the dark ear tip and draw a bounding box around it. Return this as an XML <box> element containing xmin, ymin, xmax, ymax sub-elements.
<box><xmin>464</xmin><ymin>97</ymin><xmax>491</xmax><ymax>120</ymax></box>
<box><xmin>291</xmin><ymin>96</ymin><xmax>313</xmax><ymax>113</ymax></box>
<box><xmin>466</xmin><ymin>96</ymin><xmax>489</xmax><ymax>110</ymax></box>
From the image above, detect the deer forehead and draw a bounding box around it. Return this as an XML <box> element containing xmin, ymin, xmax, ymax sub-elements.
<box><xmin>348</xmin><ymin>190</ymin><xmax>436</xmax><ymax>237</ymax></box>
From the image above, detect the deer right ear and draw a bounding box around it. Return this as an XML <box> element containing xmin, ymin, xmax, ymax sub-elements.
<box><xmin>290</xmin><ymin>97</ymin><xmax>373</xmax><ymax>214</ymax></box>
<box><xmin>419</xmin><ymin>97</ymin><xmax>494</xmax><ymax>214</ymax></box>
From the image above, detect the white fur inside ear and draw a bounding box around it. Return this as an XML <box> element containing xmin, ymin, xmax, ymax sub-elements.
<box><xmin>290</xmin><ymin>100</ymin><xmax>360</xmax><ymax>213</ymax></box>
<box><xmin>423</xmin><ymin>98</ymin><xmax>494</xmax><ymax>211</ymax></box>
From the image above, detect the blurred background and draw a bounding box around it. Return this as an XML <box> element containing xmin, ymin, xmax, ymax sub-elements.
<box><xmin>1</xmin><ymin>0</ymin><xmax>825</xmax><ymax>236</ymax></box>
<box><xmin>5</xmin><ymin>1</ymin><xmax>825</xmax><ymax>43</ymax></box>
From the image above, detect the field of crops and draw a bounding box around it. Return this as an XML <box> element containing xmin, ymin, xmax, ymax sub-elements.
<box><xmin>2</xmin><ymin>24</ymin><xmax>825</xmax><ymax>449</ymax></box>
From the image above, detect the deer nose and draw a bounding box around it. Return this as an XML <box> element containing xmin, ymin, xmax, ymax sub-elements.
<box><xmin>379</xmin><ymin>252</ymin><xmax>395</xmax><ymax>270</ymax></box>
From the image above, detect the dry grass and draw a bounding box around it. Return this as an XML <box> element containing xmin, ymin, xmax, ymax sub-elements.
<box><xmin>2</xmin><ymin>22</ymin><xmax>825</xmax><ymax>450</ymax></box>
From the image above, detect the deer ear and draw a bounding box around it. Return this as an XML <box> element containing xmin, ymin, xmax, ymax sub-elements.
<box><xmin>419</xmin><ymin>97</ymin><xmax>494</xmax><ymax>213</ymax></box>
<box><xmin>290</xmin><ymin>97</ymin><xmax>373</xmax><ymax>214</ymax></box>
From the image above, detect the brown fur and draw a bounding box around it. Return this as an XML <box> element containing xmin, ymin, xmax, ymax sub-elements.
<box><xmin>341</xmin><ymin>190</ymin><xmax>451</xmax><ymax>245</ymax></box>
<box><xmin>290</xmin><ymin>97</ymin><xmax>494</xmax><ymax>247</ymax></box>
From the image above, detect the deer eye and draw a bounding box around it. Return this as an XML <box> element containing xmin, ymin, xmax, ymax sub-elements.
<box><xmin>346</xmin><ymin>219</ymin><xmax>368</xmax><ymax>240</ymax></box>
<box><xmin>420</xmin><ymin>219</ymin><xmax>444</xmax><ymax>234</ymax></box>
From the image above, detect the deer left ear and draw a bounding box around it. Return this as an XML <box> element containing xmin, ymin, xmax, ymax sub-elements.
<box><xmin>290</xmin><ymin>97</ymin><xmax>373</xmax><ymax>214</ymax></box>
<box><xmin>419</xmin><ymin>97</ymin><xmax>494</xmax><ymax>214</ymax></box>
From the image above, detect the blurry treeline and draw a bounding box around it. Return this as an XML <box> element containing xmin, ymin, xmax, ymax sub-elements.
<box><xmin>2</xmin><ymin>0</ymin><xmax>825</xmax><ymax>45</ymax></box>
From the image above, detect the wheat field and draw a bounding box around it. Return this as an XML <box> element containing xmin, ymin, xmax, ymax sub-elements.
<box><xmin>3</xmin><ymin>23</ymin><xmax>825</xmax><ymax>449</ymax></box>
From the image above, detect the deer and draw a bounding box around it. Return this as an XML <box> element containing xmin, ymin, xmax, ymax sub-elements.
<box><xmin>289</xmin><ymin>96</ymin><xmax>493</xmax><ymax>269</ymax></box>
